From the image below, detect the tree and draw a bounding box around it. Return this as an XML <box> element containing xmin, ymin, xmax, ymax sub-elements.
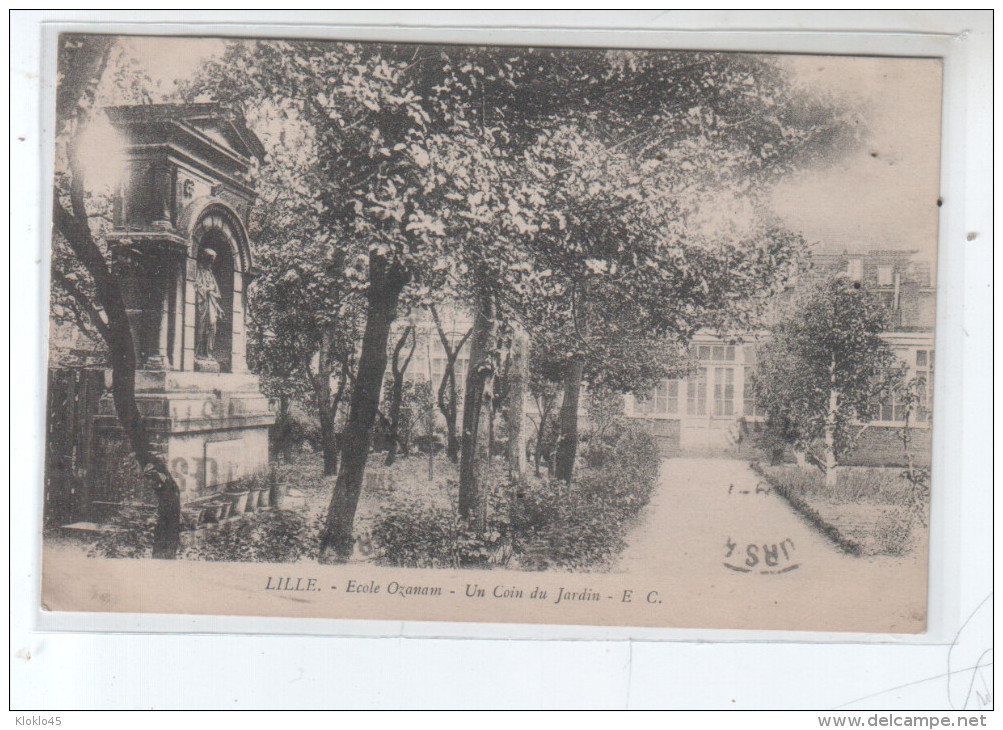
<box><xmin>429</xmin><ymin>305</ymin><xmax>471</xmax><ymax>462</ymax></box>
<box><xmin>185</xmin><ymin>41</ymin><xmax>465</xmax><ymax>559</ymax></box>
<box><xmin>512</xmin><ymin>123</ymin><xmax>814</xmax><ymax>482</ymax></box>
<box><xmin>186</xmin><ymin>41</ymin><xmax>861</xmax><ymax>556</ymax></box>
<box><xmin>247</xmin><ymin>216</ymin><xmax>364</xmax><ymax>476</ymax></box>
<box><xmin>504</xmin><ymin>325</ymin><xmax>531</xmax><ymax>479</ymax></box>
<box><xmin>581</xmin><ymin>386</ymin><xmax>626</xmax><ymax>467</ymax></box>
<box><xmin>382</xmin><ymin>378</ymin><xmax>434</xmax><ymax>458</ymax></box>
<box><xmin>51</xmin><ymin>35</ymin><xmax>182</xmax><ymax>557</ymax></box>
<box><xmin>383</xmin><ymin>323</ymin><xmax>417</xmax><ymax>466</ymax></box>
<box><xmin>754</xmin><ymin>274</ymin><xmax>902</xmax><ymax>486</ymax></box>
<box><xmin>528</xmin><ymin>345</ymin><xmax>563</xmax><ymax>477</ymax></box>
<box><xmin>436</xmin><ymin>46</ymin><xmax>865</xmax><ymax>489</ymax></box>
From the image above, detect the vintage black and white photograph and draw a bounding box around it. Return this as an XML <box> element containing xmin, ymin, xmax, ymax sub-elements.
<box><xmin>41</xmin><ymin>32</ymin><xmax>941</xmax><ymax>632</ymax></box>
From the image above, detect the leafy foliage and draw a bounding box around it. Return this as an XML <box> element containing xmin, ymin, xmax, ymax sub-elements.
<box><xmin>379</xmin><ymin>378</ymin><xmax>435</xmax><ymax>455</ymax></box>
<box><xmin>181</xmin><ymin>508</ymin><xmax>320</xmax><ymax>564</ymax></box>
<box><xmin>50</xmin><ymin>39</ymin><xmax>157</xmax><ymax>362</ymax></box>
<box><xmin>369</xmin><ymin>497</ymin><xmax>511</xmax><ymax>569</ymax></box>
<box><xmin>176</xmin><ymin>40</ymin><xmax>858</xmax><ymax>551</ymax></box>
<box><xmin>370</xmin><ymin>420</ymin><xmax>660</xmax><ymax>571</ymax></box>
<box><xmin>753</xmin><ymin>274</ymin><xmax>902</xmax><ymax>469</ymax></box>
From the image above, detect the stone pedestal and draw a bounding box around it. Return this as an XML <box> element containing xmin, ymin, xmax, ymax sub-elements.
<box><xmin>91</xmin><ymin>371</ymin><xmax>273</xmax><ymax>507</ymax></box>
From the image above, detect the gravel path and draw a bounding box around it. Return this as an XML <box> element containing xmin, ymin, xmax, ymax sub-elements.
<box><xmin>613</xmin><ymin>457</ymin><xmax>928</xmax><ymax>633</ymax></box>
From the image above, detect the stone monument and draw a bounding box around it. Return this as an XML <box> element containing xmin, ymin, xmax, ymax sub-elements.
<box><xmin>88</xmin><ymin>103</ymin><xmax>275</xmax><ymax>515</ymax></box>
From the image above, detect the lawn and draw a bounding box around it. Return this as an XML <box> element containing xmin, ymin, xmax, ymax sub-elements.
<box><xmin>755</xmin><ymin>463</ymin><xmax>929</xmax><ymax>557</ymax></box>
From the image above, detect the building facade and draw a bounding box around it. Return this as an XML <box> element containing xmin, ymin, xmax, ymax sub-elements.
<box><xmin>376</xmin><ymin>250</ymin><xmax>935</xmax><ymax>468</ymax></box>
<box><xmin>626</xmin><ymin>249</ymin><xmax>936</xmax><ymax>465</ymax></box>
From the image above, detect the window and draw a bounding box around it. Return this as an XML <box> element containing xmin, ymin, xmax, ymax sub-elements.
<box><xmin>713</xmin><ymin>367</ymin><xmax>735</xmax><ymax>417</ymax></box>
<box><xmin>871</xmin><ymin>349</ymin><xmax>934</xmax><ymax>424</ymax></box>
<box><xmin>687</xmin><ymin>344</ymin><xmax>736</xmax><ymax>417</ymax></box>
<box><xmin>877</xmin><ymin>266</ymin><xmax>894</xmax><ymax>287</ymax></box>
<box><xmin>431</xmin><ymin>356</ymin><xmax>467</xmax><ymax>393</ymax></box>
<box><xmin>875</xmin><ymin>290</ymin><xmax>897</xmax><ymax>312</ymax></box>
<box><xmin>638</xmin><ymin>380</ymin><xmax>680</xmax><ymax>416</ymax></box>
<box><xmin>654</xmin><ymin>380</ymin><xmax>679</xmax><ymax>415</ymax></box>
<box><xmin>697</xmin><ymin>344</ymin><xmax>735</xmax><ymax>362</ymax></box>
<box><xmin>686</xmin><ymin>367</ymin><xmax>707</xmax><ymax>416</ymax></box>
<box><xmin>875</xmin><ymin>389</ymin><xmax>910</xmax><ymax>423</ymax></box>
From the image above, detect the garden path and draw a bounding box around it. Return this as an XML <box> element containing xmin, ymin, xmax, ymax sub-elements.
<box><xmin>613</xmin><ymin>457</ymin><xmax>928</xmax><ymax>633</ymax></box>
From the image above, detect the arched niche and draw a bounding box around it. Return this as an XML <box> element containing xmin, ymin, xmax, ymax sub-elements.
<box><xmin>179</xmin><ymin>197</ymin><xmax>253</xmax><ymax>273</ymax></box>
<box><xmin>182</xmin><ymin>201</ymin><xmax>252</xmax><ymax>374</ymax></box>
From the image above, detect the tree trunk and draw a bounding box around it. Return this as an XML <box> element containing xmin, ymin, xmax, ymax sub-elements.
<box><xmin>554</xmin><ymin>359</ymin><xmax>585</xmax><ymax>482</ymax></box>
<box><xmin>53</xmin><ymin>36</ymin><xmax>181</xmax><ymax>558</ymax></box>
<box><xmin>458</xmin><ymin>292</ymin><xmax>497</xmax><ymax>529</ymax></box>
<box><xmin>823</xmin><ymin>358</ymin><xmax>840</xmax><ymax>487</ymax></box>
<box><xmin>309</xmin><ymin>331</ymin><xmax>343</xmax><ymax>477</ymax></box>
<box><xmin>823</xmin><ymin>422</ymin><xmax>839</xmax><ymax>487</ymax></box>
<box><xmin>384</xmin><ymin>385</ymin><xmax>403</xmax><ymax>465</ymax></box>
<box><xmin>108</xmin><ymin>326</ymin><xmax>181</xmax><ymax>559</ymax></box>
<box><xmin>56</xmin><ymin>187</ymin><xmax>181</xmax><ymax>559</ymax></box>
<box><xmin>431</xmin><ymin>307</ymin><xmax>471</xmax><ymax>464</ymax></box>
<box><xmin>533</xmin><ymin>391</ymin><xmax>557</xmax><ymax>478</ymax></box>
<box><xmin>319</xmin><ymin>254</ymin><xmax>407</xmax><ymax>563</ymax></box>
<box><xmin>794</xmin><ymin>449</ymin><xmax>809</xmax><ymax>470</ymax></box>
<box><xmin>385</xmin><ymin>325</ymin><xmax>415</xmax><ymax>467</ymax></box>
<box><xmin>506</xmin><ymin>327</ymin><xmax>529</xmax><ymax>480</ymax></box>
<box><xmin>443</xmin><ymin>382</ymin><xmax>460</xmax><ymax>462</ymax></box>
<box><xmin>533</xmin><ymin>428</ymin><xmax>543</xmax><ymax>476</ymax></box>
<box><xmin>318</xmin><ymin>403</ymin><xmax>339</xmax><ymax>476</ymax></box>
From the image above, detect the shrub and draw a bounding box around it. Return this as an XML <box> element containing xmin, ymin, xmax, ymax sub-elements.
<box><xmin>181</xmin><ymin>508</ymin><xmax>319</xmax><ymax>563</ymax></box>
<box><xmin>371</xmin><ymin>492</ymin><xmax>511</xmax><ymax>569</ymax></box>
<box><xmin>872</xmin><ymin>506</ymin><xmax>915</xmax><ymax>555</ymax></box>
<box><xmin>753</xmin><ymin>414</ymin><xmax>798</xmax><ymax>465</ymax></box>
<box><xmin>508</xmin><ymin>477</ymin><xmax>625</xmax><ymax>570</ymax></box>
<box><xmin>371</xmin><ymin>420</ymin><xmax>662</xmax><ymax>572</ymax></box>
<box><xmin>583</xmin><ymin>416</ymin><xmax>659</xmax><ymax>472</ymax></box>
<box><xmin>412</xmin><ymin>432</ymin><xmax>444</xmax><ymax>455</ymax></box>
<box><xmin>272</xmin><ymin>403</ymin><xmax>323</xmax><ymax>458</ymax></box>
<box><xmin>580</xmin><ymin>389</ymin><xmax>626</xmax><ymax>468</ymax></box>
<box><xmin>376</xmin><ymin>379</ymin><xmax>435</xmax><ymax>455</ymax></box>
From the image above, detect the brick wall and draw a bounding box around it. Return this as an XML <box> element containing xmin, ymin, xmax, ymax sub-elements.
<box><xmin>637</xmin><ymin>418</ymin><xmax>681</xmax><ymax>456</ymax></box>
<box><xmin>843</xmin><ymin>425</ymin><xmax>932</xmax><ymax>467</ymax></box>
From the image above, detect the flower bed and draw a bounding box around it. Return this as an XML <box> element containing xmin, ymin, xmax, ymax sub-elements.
<box><xmin>754</xmin><ymin>463</ymin><xmax>928</xmax><ymax>557</ymax></box>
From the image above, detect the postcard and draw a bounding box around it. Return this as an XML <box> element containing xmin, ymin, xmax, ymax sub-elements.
<box><xmin>41</xmin><ymin>31</ymin><xmax>941</xmax><ymax>633</ymax></box>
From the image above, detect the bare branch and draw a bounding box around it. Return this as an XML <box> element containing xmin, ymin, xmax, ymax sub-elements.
<box><xmin>51</xmin><ymin>268</ymin><xmax>111</xmax><ymax>342</ymax></box>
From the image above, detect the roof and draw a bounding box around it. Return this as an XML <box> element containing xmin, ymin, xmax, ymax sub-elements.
<box><xmin>105</xmin><ymin>103</ymin><xmax>266</xmax><ymax>163</ymax></box>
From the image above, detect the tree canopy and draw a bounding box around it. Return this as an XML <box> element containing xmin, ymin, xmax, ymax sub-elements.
<box><xmin>180</xmin><ymin>39</ymin><xmax>861</xmax><ymax>553</ymax></box>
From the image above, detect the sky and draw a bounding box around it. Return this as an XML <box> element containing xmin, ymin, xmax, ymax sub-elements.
<box><xmin>772</xmin><ymin>54</ymin><xmax>942</xmax><ymax>263</ymax></box>
<box><xmin>86</xmin><ymin>37</ymin><xmax>943</xmax><ymax>267</ymax></box>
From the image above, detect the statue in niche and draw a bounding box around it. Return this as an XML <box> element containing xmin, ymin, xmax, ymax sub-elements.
<box><xmin>194</xmin><ymin>247</ymin><xmax>225</xmax><ymax>364</ymax></box>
